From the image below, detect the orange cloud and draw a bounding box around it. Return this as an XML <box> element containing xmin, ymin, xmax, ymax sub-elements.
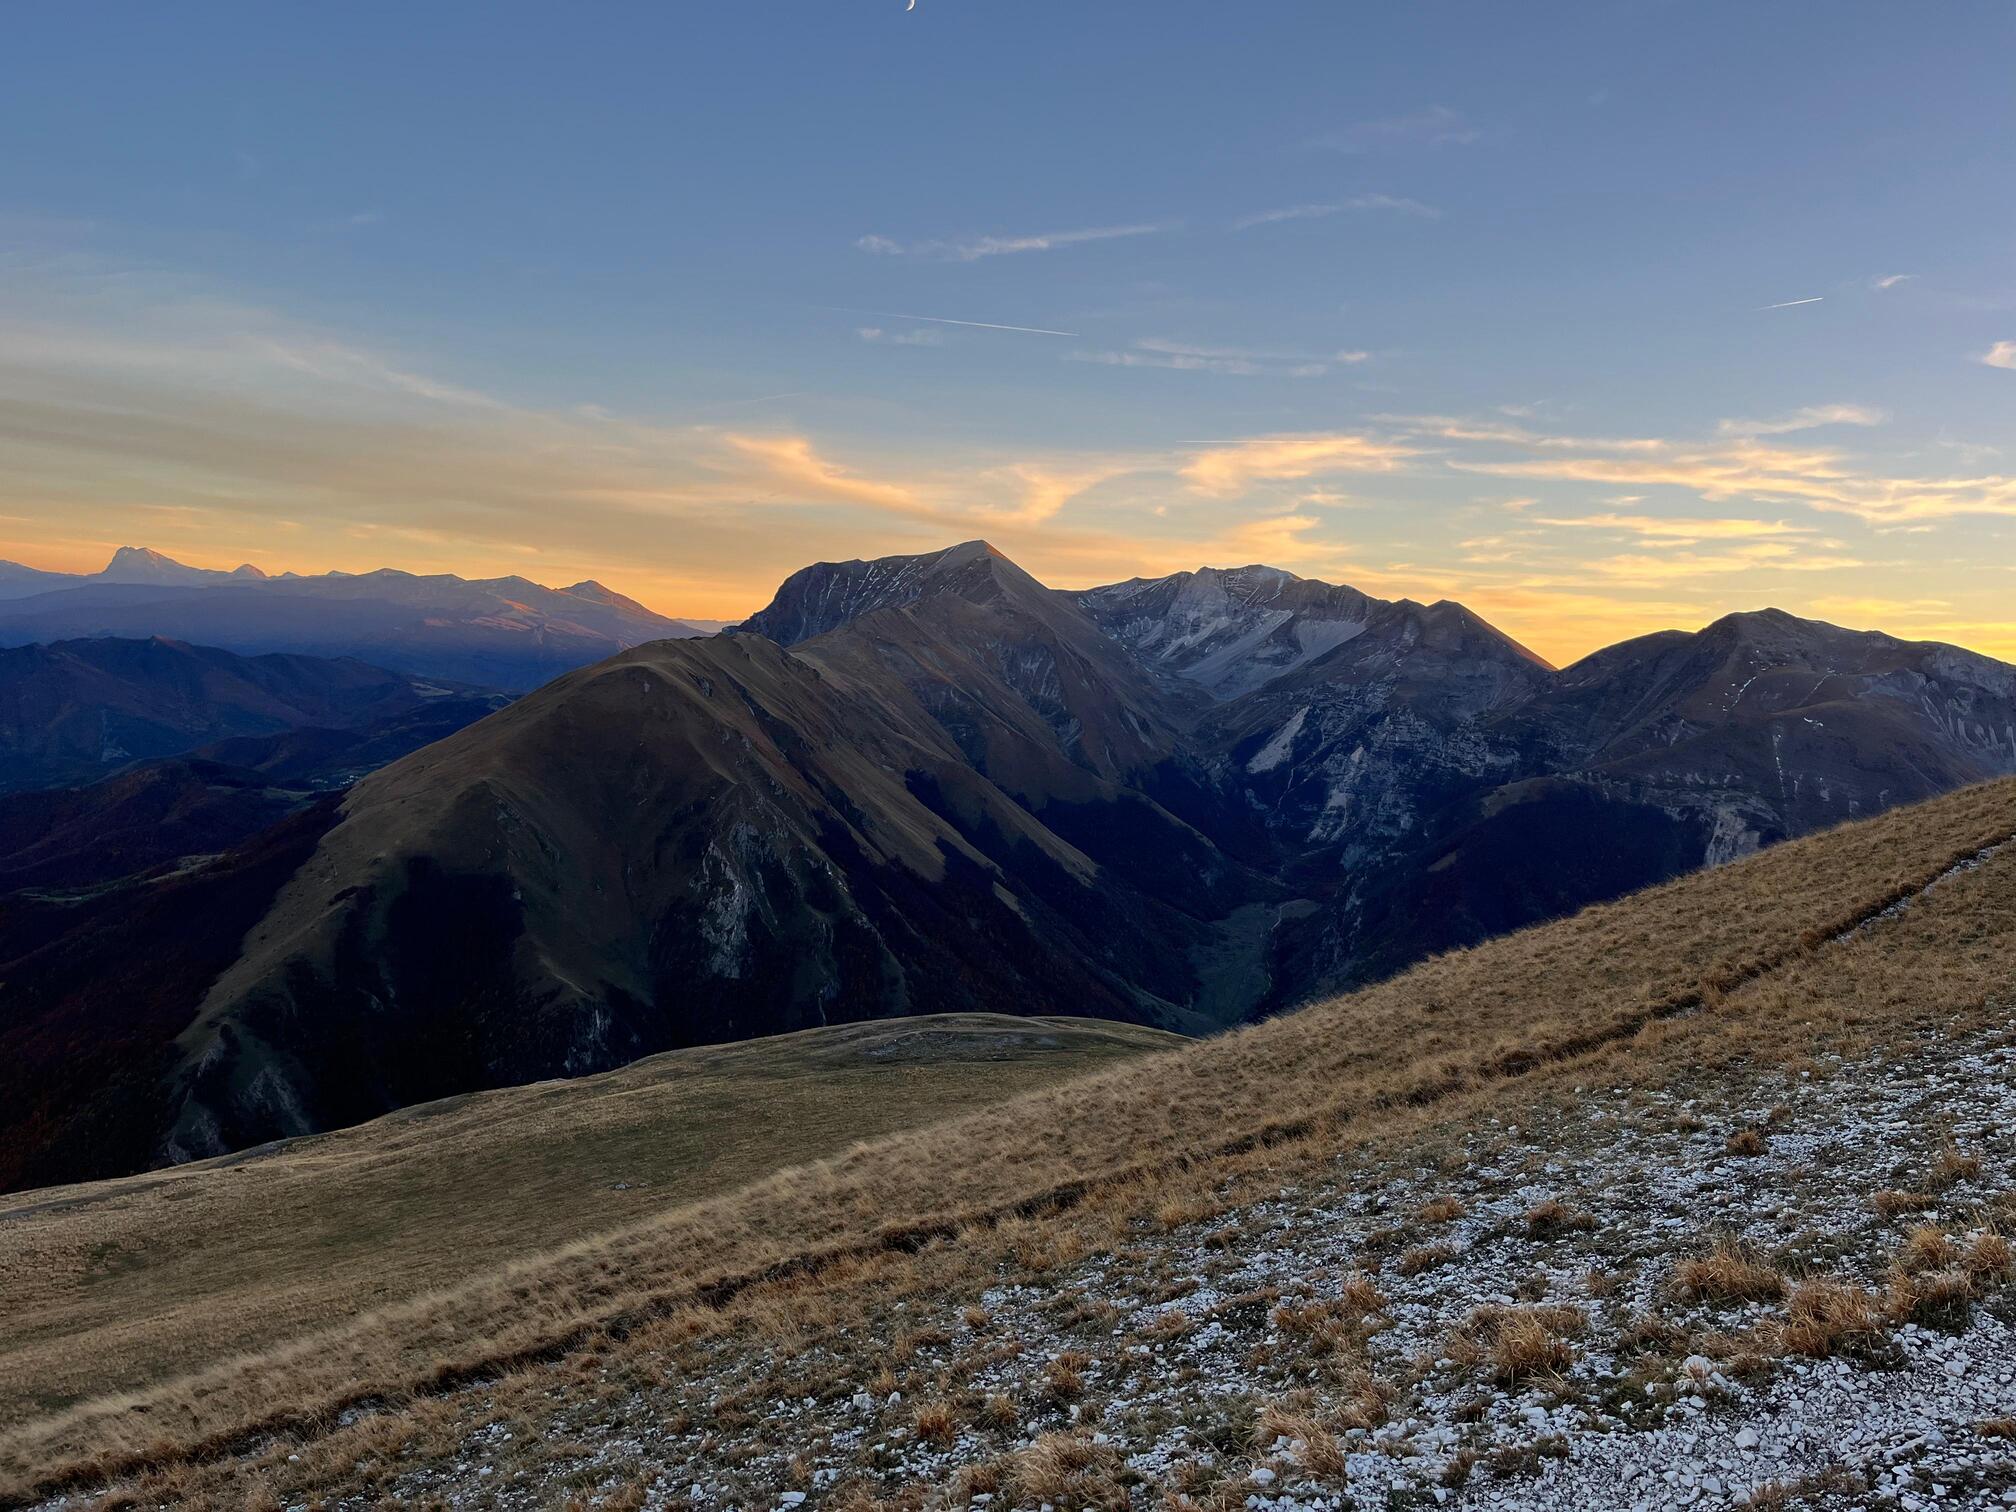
<box><xmin>1180</xmin><ymin>432</ymin><xmax>1417</xmax><ymax>496</ymax></box>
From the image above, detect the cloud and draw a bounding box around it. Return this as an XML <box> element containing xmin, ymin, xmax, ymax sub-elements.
<box><xmin>1716</xmin><ymin>404</ymin><xmax>1885</xmax><ymax>438</ymax></box>
<box><xmin>8</xmin><ymin>264</ymin><xmax>2014</xmax><ymax>665</ymax></box>
<box><xmin>1179</xmin><ymin>432</ymin><xmax>1417</xmax><ymax>496</ymax></box>
<box><xmin>1071</xmin><ymin>338</ymin><xmax>1369</xmax><ymax>378</ymax></box>
<box><xmin>720</xmin><ymin>434</ymin><xmax>942</xmax><ymax>518</ymax></box>
<box><xmin>1808</xmin><ymin>595</ymin><xmax>1949</xmax><ymax>620</ymax></box>
<box><xmin>1982</xmin><ymin>341</ymin><xmax>2016</xmax><ymax>371</ymax></box>
<box><xmin>1393</xmin><ymin>409</ymin><xmax>2016</xmax><ymax>526</ymax></box>
<box><xmin>857</xmin><ymin>325</ymin><xmax>943</xmax><ymax>347</ymax></box>
<box><xmin>1449</xmin><ymin>438</ymin><xmax>2016</xmax><ymax>526</ymax></box>
<box><xmin>1383</xmin><ymin>414</ymin><xmax>1666</xmax><ymax>453</ymax></box>
<box><xmin>1231</xmin><ymin>195</ymin><xmax>1441</xmax><ymax>230</ymax></box>
<box><xmin>1311</xmin><ymin>105</ymin><xmax>1479</xmax><ymax>153</ymax></box>
<box><xmin>854</xmin><ymin>223</ymin><xmax>1169</xmax><ymax>261</ymax></box>
<box><xmin>1760</xmin><ymin>297</ymin><xmax>1824</xmax><ymax>310</ymax></box>
<box><xmin>1533</xmin><ymin>512</ymin><xmax>1814</xmax><ymax>542</ymax></box>
<box><xmin>1872</xmin><ymin>274</ymin><xmax>1915</xmax><ymax>290</ymax></box>
<box><xmin>1585</xmin><ymin>543</ymin><xmax>1864</xmax><ymax>585</ymax></box>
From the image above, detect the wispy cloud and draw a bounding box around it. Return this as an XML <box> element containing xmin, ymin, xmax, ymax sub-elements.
<box><xmin>1179</xmin><ymin>432</ymin><xmax>1417</xmax><ymax>495</ymax></box>
<box><xmin>1381</xmin><ymin>414</ymin><xmax>1666</xmax><ymax>453</ymax></box>
<box><xmin>1760</xmin><ymin>297</ymin><xmax>1824</xmax><ymax>310</ymax></box>
<box><xmin>1311</xmin><ymin>105</ymin><xmax>1479</xmax><ymax>154</ymax></box>
<box><xmin>1071</xmin><ymin>338</ymin><xmax>1368</xmax><ymax>378</ymax></box>
<box><xmin>857</xmin><ymin>326</ymin><xmax>943</xmax><ymax>346</ymax></box>
<box><xmin>1530</xmin><ymin>512</ymin><xmax>1816</xmax><ymax>545</ymax></box>
<box><xmin>1872</xmin><ymin>273</ymin><xmax>1915</xmax><ymax>290</ymax></box>
<box><xmin>1447</xmin><ymin>433</ymin><xmax>2016</xmax><ymax>526</ymax></box>
<box><xmin>1231</xmin><ymin>195</ymin><xmax>1440</xmax><ymax>230</ymax></box>
<box><xmin>1716</xmin><ymin>403</ymin><xmax>1884</xmax><ymax>438</ymax></box>
<box><xmin>854</xmin><ymin>222</ymin><xmax>1169</xmax><ymax>261</ymax></box>
<box><xmin>1982</xmin><ymin>340</ymin><xmax>2016</xmax><ymax>370</ymax></box>
<box><xmin>1585</xmin><ymin>543</ymin><xmax>1864</xmax><ymax>586</ymax></box>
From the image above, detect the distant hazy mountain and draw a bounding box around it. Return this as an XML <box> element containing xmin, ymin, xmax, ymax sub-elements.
<box><xmin>0</xmin><ymin>548</ymin><xmax>707</xmax><ymax>689</ymax></box>
<box><xmin>7</xmin><ymin>540</ymin><xmax>2014</xmax><ymax>1191</ymax></box>
<box><xmin>0</xmin><ymin>636</ymin><xmax>506</xmax><ymax>793</ymax></box>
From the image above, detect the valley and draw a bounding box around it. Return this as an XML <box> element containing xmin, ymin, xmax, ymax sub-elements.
<box><xmin>3</xmin><ymin>773</ymin><xmax>2010</xmax><ymax>1508</ymax></box>
<box><xmin>4</xmin><ymin>541</ymin><xmax>2014</xmax><ymax>1196</ymax></box>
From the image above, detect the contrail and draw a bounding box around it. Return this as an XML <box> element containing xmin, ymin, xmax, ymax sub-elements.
<box><xmin>842</xmin><ymin>308</ymin><xmax>1080</xmax><ymax>337</ymax></box>
<box><xmin>1761</xmin><ymin>297</ymin><xmax>1824</xmax><ymax>310</ymax></box>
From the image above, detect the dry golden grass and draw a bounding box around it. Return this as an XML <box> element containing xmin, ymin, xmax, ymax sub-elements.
<box><xmin>1771</xmin><ymin>1279</ymin><xmax>1887</xmax><ymax>1358</ymax></box>
<box><xmin>1966</xmin><ymin>1231</ymin><xmax>2014</xmax><ymax>1282</ymax></box>
<box><xmin>1523</xmin><ymin>1197</ymin><xmax>1596</xmax><ymax>1238</ymax></box>
<box><xmin>1</xmin><ymin>776</ymin><xmax>2011</xmax><ymax>1505</ymax></box>
<box><xmin>1670</xmin><ymin>1238</ymin><xmax>1785</xmax><ymax>1304</ymax></box>
<box><xmin>1449</xmin><ymin>1304</ymin><xmax>1585</xmax><ymax>1387</ymax></box>
<box><xmin>1004</xmin><ymin>1432</ymin><xmax>1127</xmax><ymax>1509</ymax></box>
<box><xmin>1396</xmin><ymin>1241</ymin><xmax>1459</xmax><ymax>1276</ymax></box>
<box><xmin>1886</xmin><ymin>1265</ymin><xmax>1978</xmax><ymax>1329</ymax></box>
<box><xmin>912</xmin><ymin>1400</ymin><xmax>959</xmax><ymax>1446</ymax></box>
<box><xmin>1873</xmin><ymin>1189</ymin><xmax>1938</xmax><ymax>1218</ymax></box>
<box><xmin>1725</xmin><ymin>1127</ymin><xmax>1769</xmax><ymax>1157</ymax></box>
<box><xmin>1250</xmin><ymin>1404</ymin><xmax>1346</xmax><ymax>1478</ymax></box>
<box><xmin>1897</xmin><ymin>1224</ymin><xmax>1957</xmax><ymax>1274</ymax></box>
<box><xmin>0</xmin><ymin>1013</ymin><xmax>1173</xmax><ymax>1424</ymax></box>
<box><xmin>1928</xmin><ymin>1146</ymin><xmax>1984</xmax><ymax>1193</ymax></box>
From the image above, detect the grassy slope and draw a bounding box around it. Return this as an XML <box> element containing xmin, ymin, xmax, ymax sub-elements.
<box><xmin>2</xmin><ymin>776</ymin><xmax>2012</xmax><ymax>1503</ymax></box>
<box><xmin>0</xmin><ymin>1014</ymin><xmax>1179</xmax><ymax>1423</ymax></box>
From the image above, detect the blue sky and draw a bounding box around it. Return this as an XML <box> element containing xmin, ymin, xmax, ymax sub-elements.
<box><xmin>2</xmin><ymin>0</ymin><xmax>2013</xmax><ymax>661</ymax></box>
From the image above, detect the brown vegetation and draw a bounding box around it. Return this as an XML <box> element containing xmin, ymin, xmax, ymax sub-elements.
<box><xmin>1670</xmin><ymin>1238</ymin><xmax>1785</xmax><ymax>1304</ymax></box>
<box><xmin>1724</xmin><ymin>1128</ymin><xmax>1769</xmax><ymax>1157</ymax></box>
<box><xmin>1</xmin><ymin>777</ymin><xmax>2012</xmax><ymax>1505</ymax></box>
<box><xmin>1523</xmin><ymin>1197</ymin><xmax>1596</xmax><ymax>1238</ymax></box>
<box><xmin>1770</xmin><ymin>1279</ymin><xmax>1887</xmax><ymax>1359</ymax></box>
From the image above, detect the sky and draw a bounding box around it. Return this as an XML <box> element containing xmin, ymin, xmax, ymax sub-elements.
<box><xmin>2</xmin><ymin>1</ymin><xmax>2014</xmax><ymax>666</ymax></box>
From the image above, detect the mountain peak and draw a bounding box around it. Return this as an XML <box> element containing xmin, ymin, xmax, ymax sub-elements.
<box><xmin>736</xmin><ymin>540</ymin><xmax>1046</xmax><ymax>646</ymax></box>
<box><xmin>1076</xmin><ymin>564</ymin><xmax>1384</xmax><ymax>699</ymax></box>
<box><xmin>559</xmin><ymin>579</ymin><xmax>656</xmax><ymax>615</ymax></box>
<box><xmin>105</xmin><ymin>545</ymin><xmax>180</xmax><ymax>569</ymax></box>
<box><xmin>98</xmin><ymin>546</ymin><xmax>222</xmax><ymax>586</ymax></box>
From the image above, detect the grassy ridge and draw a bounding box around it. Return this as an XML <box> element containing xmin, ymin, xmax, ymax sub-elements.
<box><xmin>2</xmin><ymin>777</ymin><xmax>2012</xmax><ymax>1503</ymax></box>
<box><xmin>0</xmin><ymin>1015</ymin><xmax>1177</xmax><ymax>1424</ymax></box>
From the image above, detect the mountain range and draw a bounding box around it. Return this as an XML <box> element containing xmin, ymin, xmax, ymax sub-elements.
<box><xmin>3</xmin><ymin>538</ymin><xmax>2013</xmax><ymax>1191</ymax></box>
<box><xmin>0</xmin><ymin>547</ymin><xmax>706</xmax><ymax>690</ymax></box>
<box><xmin>0</xmin><ymin>636</ymin><xmax>511</xmax><ymax>893</ymax></box>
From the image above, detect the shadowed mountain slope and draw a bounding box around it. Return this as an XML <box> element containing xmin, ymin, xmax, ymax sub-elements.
<box><xmin>113</xmin><ymin>626</ymin><xmax>1267</xmax><ymax>1178</ymax></box>
<box><xmin>6</xmin><ymin>545</ymin><xmax>2015</xmax><ymax>1192</ymax></box>
<box><xmin>0</xmin><ymin>636</ymin><xmax>499</xmax><ymax>793</ymax></box>
<box><xmin>2</xmin><ymin>774</ymin><xmax>2010</xmax><ymax>1505</ymax></box>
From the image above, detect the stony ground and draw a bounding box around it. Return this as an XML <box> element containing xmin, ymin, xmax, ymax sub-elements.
<box><xmin>122</xmin><ymin>1007</ymin><xmax>2006</xmax><ymax>1512</ymax></box>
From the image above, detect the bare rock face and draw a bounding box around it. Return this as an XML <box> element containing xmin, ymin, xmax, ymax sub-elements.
<box><xmin>1075</xmin><ymin>565</ymin><xmax>1381</xmax><ymax>701</ymax></box>
<box><xmin>8</xmin><ymin>543</ymin><xmax>2016</xmax><ymax>1191</ymax></box>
